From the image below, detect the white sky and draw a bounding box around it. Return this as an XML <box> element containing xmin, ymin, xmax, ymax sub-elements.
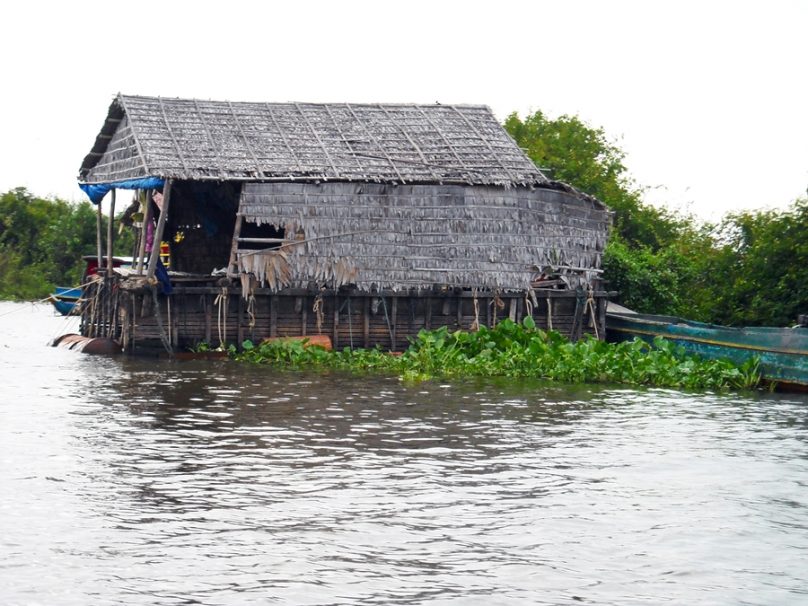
<box><xmin>1</xmin><ymin>0</ymin><xmax>806</xmax><ymax>221</ymax></box>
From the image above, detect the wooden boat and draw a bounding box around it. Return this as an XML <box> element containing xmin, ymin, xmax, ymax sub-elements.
<box><xmin>606</xmin><ymin>310</ymin><xmax>808</xmax><ymax>390</ymax></box>
<box><xmin>49</xmin><ymin>256</ymin><xmax>134</xmax><ymax>316</ymax></box>
<box><xmin>49</xmin><ymin>286</ymin><xmax>82</xmax><ymax>316</ymax></box>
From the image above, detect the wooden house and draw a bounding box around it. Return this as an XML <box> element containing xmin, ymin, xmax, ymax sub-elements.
<box><xmin>76</xmin><ymin>94</ymin><xmax>612</xmax><ymax>354</ymax></box>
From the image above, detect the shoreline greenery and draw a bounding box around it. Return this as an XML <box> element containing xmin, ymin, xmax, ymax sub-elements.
<box><xmin>232</xmin><ymin>319</ymin><xmax>762</xmax><ymax>391</ymax></box>
<box><xmin>2</xmin><ymin>109</ymin><xmax>806</xmax><ymax>326</ymax></box>
<box><xmin>0</xmin><ymin>187</ymin><xmax>133</xmax><ymax>300</ymax></box>
<box><xmin>504</xmin><ymin>111</ymin><xmax>807</xmax><ymax>327</ymax></box>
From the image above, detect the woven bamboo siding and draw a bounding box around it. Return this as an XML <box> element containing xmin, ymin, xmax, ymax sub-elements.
<box><xmin>238</xmin><ymin>182</ymin><xmax>609</xmax><ymax>292</ymax></box>
<box><xmin>80</xmin><ymin>95</ymin><xmax>546</xmax><ymax>187</ymax></box>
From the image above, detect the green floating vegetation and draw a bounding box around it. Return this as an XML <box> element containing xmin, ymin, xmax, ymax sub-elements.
<box><xmin>232</xmin><ymin>317</ymin><xmax>761</xmax><ymax>391</ymax></box>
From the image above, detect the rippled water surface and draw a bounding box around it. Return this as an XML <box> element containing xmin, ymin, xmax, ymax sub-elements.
<box><xmin>2</xmin><ymin>302</ymin><xmax>807</xmax><ymax>605</ymax></box>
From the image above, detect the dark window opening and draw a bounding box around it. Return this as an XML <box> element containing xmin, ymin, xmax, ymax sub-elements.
<box><xmin>238</xmin><ymin>221</ymin><xmax>286</xmax><ymax>251</ymax></box>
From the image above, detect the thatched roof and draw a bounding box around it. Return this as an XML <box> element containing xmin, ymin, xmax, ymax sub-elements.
<box><xmin>79</xmin><ymin>94</ymin><xmax>547</xmax><ymax>187</ymax></box>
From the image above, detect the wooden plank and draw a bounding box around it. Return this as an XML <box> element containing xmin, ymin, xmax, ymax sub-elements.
<box><xmin>301</xmin><ymin>297</ymin><xmax>307</xmax><ymax>336</ymax></box>
<box><xmin>204</xmin><ymin>294</ymin><xmax>212</xmax><ymax>343</ymax></box>
<box><xmin>363</xmin><ymin>297</ymin><xmax>370</xmax><ymax>347</ymax></box>
<box><xmin>237</xmin><ymin>295</ymin><xmax>244</xmax><ymax>346</ymax></box>
<box><xmin>391</xmin><ymin>297</ymin><xmax>398</xmax><ymax>350</ymax></box>
<box><xmin>228</xmin><ymin>213</ymin><xmax>243</xmax><ymax>275</ymax></box>
<box><xmin>106</xmin><ymin>189</ymin><xmax>116</xmax><ymax>276</ymax></box>
<box><xmin>333</xmin><ymin>294</ymin><xmax>339</xmax><ymax>350</ymax></box>
<box><xmin>96</xmin><ymin>200</ymin><xmax>103</xmax><ymax>273</ymax></box>
<box><xmin>270</xmin><ymin>295</ymin><xmax>278</xmax><ymax>337</ymax></box>
<box><xmin>171</xmin><ymin>298</ymin><xmax>179</xmax><ymax>346</ymax></box>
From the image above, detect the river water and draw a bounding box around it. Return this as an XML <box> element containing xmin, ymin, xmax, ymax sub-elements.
<box><xmin>1</xmin><ymin>302</ymin><xmax>807</xmax><ymax>605</ymax></box>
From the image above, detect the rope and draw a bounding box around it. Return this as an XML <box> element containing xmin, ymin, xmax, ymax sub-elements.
<box><xmin>524</xmin><ymin>290</ymin><xmax>534</xmax><ymax>318</ymax></box>
<box><xmin>313</xmin><ymin>291</ymin><xmax>325</xmax><ymax>334</ymax></box>
<box><xmin>585</xmin><ymin>286</ymin><xmax>600</xmax><ymax>340</ymax></box>
<box><xmin>380</xmin><ymin>295</ymin><xmax>394</xmax><ymax>349</ymax></box>
<box><xmin>0</xmin><ymin>296</ymin><xmax>54</xmax><ymax>318</ymax></box>
<box><xmin>338</xmin><ymin>296</ymin><xmax>354</xmax><ymax>349</ymax></box>
<box><xmin>470</xmin><ymin>288</ymin><xmax>480</xmax><ymax>331</ymax></box>
<box><xmin>489</xmin><ymin>290</ymin><xmax>505</xmax><ymax>327</ymax></box>
<box><xmin>151</xmin><ymin>286</ymin><xmax>173</xmax><ymax>355</ymax></box>
<box><xmin>246</xmin><ymin>293</ymin><xmax>256</xmax><ymax>330</ymax></box>
<box><xmin>214</xmin><ymin>286</ymin><xmax>229</xmax><ymax>347</ymax></box>
<box><xmin>88</xmin><ymin>280</ymin><xmax>104</xmax><ymax>338</ymax></box>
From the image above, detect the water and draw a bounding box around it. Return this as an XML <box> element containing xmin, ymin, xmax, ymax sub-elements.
<box><xmin>1</xmin><ymin>302</ymin><xmax>807</xmax><ymax>605</ymax></box>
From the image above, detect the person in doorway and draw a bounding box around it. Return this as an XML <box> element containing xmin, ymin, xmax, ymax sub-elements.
<box><xmin>145</xmin><ymin>188</ymin><xmax>165</xmax><ymax>254</ymax></box>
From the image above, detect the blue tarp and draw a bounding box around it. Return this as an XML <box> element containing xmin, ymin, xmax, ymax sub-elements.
<box><xmin>79</xmin><ymin>177</ymin><xmax>166</xmax><ymax>204</ymax></box>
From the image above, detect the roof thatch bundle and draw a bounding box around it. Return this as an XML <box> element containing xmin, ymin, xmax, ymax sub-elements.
<box><xmin>80</xmin><ymin>94</ymin><xmax>546</xmax><ymax>187</ymax></box>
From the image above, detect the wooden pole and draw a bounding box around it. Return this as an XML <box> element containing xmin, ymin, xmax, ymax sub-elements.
<box><xmin>107</xmin><ymin>189</ymin><xmax>116</xmax><ymax>275</ymax></box>
<box><xmin>104</xmin><ymin>189</ymin><xmax>116</xmax><ymax>337</ymax></box>
<box><xmin>228</xmin><ymin>214</ymin><xmax>244</xmax><ymax>276</ymax></box>
<box><xmin>147</xmin><ymin>179</ymin><xmax>172</xmax><ymax>280</ymax></box>
<box><xmin>96</xmin><ymin>200</ymin><xmax>103</xmax><ymax>270</ymax></box>
<box><xmin>136</xmin><ymin>189</ymin><xmax>152</xmax><ymax>275</ymax></box>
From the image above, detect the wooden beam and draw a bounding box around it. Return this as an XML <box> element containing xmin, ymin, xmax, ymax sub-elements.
<box><xmin>228</xmin><ymin>213</ymin><xmax>243</xmax><ymax>276</ymax></box>
<box><xmin>363</xmin><ymin>297</ymin><xmax>370</xmax><ymax>347</ymax></box>
<box><xmin>333</xmin><ymin>294</ymin><xmax>339</xmax><ymax>350</ymax></box>
<box><xmin>270</xmin><ymin>295</ymin><xmax>278</xmax><ymax>337</ymax></box>
<box><xmin>147</xmin><ymin>179</ymin><xmax>172</xmax><ymax>280</ymax></box>
<box><xmin>106</xmin><ymin>189</ymin><xmax>116</xmax><ymax>276</ymax></box>
<box><xmin>391</xmin><ymin>297</ymin><xmax>397</xmax><ymax>350</ymax></box>
<box><xmin>96</xmin><ymin>200</ymin><xmax>103</xmax><ymax>271</ymax></box>
<box><xmin>136</xmin><ymin>189</ymin><xmax>151</xmax><ymax>274</ymax></box>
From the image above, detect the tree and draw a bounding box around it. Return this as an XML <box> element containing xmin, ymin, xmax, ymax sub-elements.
<box><xmin>0</xmin><ymin>188</ymin><xmax>134</xmax><ymax>300</ymax></box>
<box><xmin>504</xmin><ymin>110</ymin><xmax>685</xmax><ymax>250</ymax></box>
<box><xmin>706</xmin><ymin>200</ymin><xmax>808</xmax><ymax>326</ymax></box>
<box><xmin>504</xmin><ymin>110</ymin><xmax>807</xmax><ymax>326</ymax></box>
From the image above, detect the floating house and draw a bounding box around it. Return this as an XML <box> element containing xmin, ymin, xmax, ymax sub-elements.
<box><xmin>76</xmin><ymin>94</ymin><xmax>612</xmax><ymax>354</ymax></box>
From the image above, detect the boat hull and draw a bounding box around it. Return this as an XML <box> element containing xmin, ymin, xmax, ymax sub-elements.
<box><xmin>50</xmin><ymin>287</ymin><xmax>82</xmax><ymax>316</ymax></box>
<box><xmin>606</xmin><ymin>312</ymin><xmax>808</xmax><ymax>390</ymax></box>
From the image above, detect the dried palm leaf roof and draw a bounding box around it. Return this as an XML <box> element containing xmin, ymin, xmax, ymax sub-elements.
<box><xmin>79</xmin><ymin>94</ymin><xmax>547</xmax><ymax>187</ymax></box>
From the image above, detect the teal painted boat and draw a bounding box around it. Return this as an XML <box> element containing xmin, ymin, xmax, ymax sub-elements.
<box><xmin>606</xmin><ymin>311</ymin><xmax>808</xmax><ymax>391</ymax></box>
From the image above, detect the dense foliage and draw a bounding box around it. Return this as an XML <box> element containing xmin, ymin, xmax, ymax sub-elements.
<box><xmin>505</xmin><ymin>111</ymin><xmax>807</xmax><ymax>326</ymax></box>
<box><xmin>233</xmin><ymin>319</ymin><xmax>761</xmax><ymax>391</ymax></box>
<box><xmin>0</xmin><ymin>188</ymin><xmax>134</xmax><ymax>300</ymax></box>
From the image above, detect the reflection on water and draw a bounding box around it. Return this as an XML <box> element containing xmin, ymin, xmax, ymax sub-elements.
<box><xmin>1</xmin><ymin>303</ymin><xmax>807</xmax><ymax>605</ymax></box>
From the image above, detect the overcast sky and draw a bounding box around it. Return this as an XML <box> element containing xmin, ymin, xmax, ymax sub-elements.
<box><xmin>2</xmin><ymin>0</ymin><xmax>806</xmax><ymax>221</ymax></box>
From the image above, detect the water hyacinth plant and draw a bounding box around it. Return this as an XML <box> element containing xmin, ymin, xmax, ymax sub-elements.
<box><xmin>233</xmin><ymin>317</ymin><xmax>761</xmax><ymax>391</ymax></box>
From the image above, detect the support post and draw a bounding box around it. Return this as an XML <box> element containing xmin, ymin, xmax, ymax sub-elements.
<box><xmin>96</xmin><ymin>200</ymin><xmax>103</xmax><ymax>271</ymax></box>
<box><xmin>147</xmin><ymin>179</ymin><xmax>172</xmax><ymax>280</ymax></box>
<box><xmin>228</xmin><ymin>213</ymin><xmax>244</xmax><ymax>276</ymax></box>
<box><xmin>363</xmin><ymin>297</ymin><xmax>370</xmax><ymax>347</ymax></box>
<box><xmin>391</xmin><ymin>297</ymin><xmax>398</xmax><ymax>351</ymax></box>
<box><xmin>270</xmin><ymin>295</ymin><xmax>278</xmax><ymax>337</ymax></box>
<box><xmin>136</xmin><ymin>189</ymin><xmax>152</xmax><ymax>274</ymax></box>
<box><xmin>106</xmin><ymin>189</ymin><xmax>116</xmax><ymax>276</ymax></box>
<box><xmin>333</xmin><ymin>294</ymin><xmax>339</xmax><ymax>350</ymax></box>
